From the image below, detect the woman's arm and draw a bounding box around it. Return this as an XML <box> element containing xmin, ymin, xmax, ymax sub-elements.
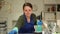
<box><xmin>9</xmin><ymin>15</ymin><xmax>24</xmax><ymax>34</ymax></box>
<box><xmin>31</xmin><ymin>13</ymin><xmax>37</xmax><ymax>25</ymax></box>
<box><xmin>15</xmin><ymin>15</ymin><xmax>24</xmax><ymax>30</ymax></box>
<box><xmin>12</xmin><ymin>15</ymin><xmax>24</xmax><ymax>32</ymax></box>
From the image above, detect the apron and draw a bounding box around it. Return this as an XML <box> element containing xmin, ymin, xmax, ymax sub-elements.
<box><xmin>18</xmin><ymin>14</ymin><xmax>35</xmax><ymax>33</ymax></box>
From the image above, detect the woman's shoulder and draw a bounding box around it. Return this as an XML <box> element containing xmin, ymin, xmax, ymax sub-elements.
<box><xmin>17</xmin><ymin>15</ymin><xmax>24</xmax><ymax>23</ymax></box>
<box><xmin>18</xmin><ymin>15</ymin><xmax>24</xmax><ymax>20</ymax></box>
<box><xmin>31</xmin><ymin>13</ymin><xmax>36</xmax><ymax>18</ymax></box>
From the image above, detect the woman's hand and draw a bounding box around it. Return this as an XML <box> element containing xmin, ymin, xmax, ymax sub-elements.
<box><xmin>8</xmin><ymin>27</ymin><xmax>18</xmax><ymax>34</ymax></box>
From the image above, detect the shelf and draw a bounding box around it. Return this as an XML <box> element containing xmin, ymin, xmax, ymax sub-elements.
<box><xmin>44</xmin><ymin>0</ymin><xmax>56</xmax><ymax>4</ymax></box>
<box><xmin>44</xmin><ymin>4</ymin><xmax>56</xmax><ymax>12</ymax></box>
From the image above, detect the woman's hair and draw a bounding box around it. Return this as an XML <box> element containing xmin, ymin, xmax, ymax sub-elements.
<box><xmin>23</xmin><ymin>3</ymin><xmax>33</xmax><ymax>10</ymax></box>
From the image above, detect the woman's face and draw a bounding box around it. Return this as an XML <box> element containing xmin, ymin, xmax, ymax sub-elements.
<box><xmin>23</xmin><ymin>6</ymin><xmax>32</xmax><ymax>17</ymax></box>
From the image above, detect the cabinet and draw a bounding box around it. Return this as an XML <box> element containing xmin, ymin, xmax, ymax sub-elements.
<box><xmin>43</xmin><ymin>4</ymin><xmax>56</xmax><ymax>21</ymax></box>
<box><xmin>44</xmin><ymin>4</ymin><xmax>60</xmax><ymax>20</ymax></box>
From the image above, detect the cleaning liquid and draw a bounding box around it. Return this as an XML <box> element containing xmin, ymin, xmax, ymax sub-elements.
<box><xmin>36</xmin><ymin>20</ymin><xmax>43</xmax><ymax>32</ymax></box>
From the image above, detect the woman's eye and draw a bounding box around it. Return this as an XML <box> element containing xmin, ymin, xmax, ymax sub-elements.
<box><xmin>25</xmin><ymin>10</ymin><xmax>27</xmax><ymax>11</ymax></box>
<box><xmin>29</xmin><ymin>10</ymin><xmax>31</xmax><ymax>11</ymax></box>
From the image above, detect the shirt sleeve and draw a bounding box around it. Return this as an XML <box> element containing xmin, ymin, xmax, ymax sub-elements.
<box><xmin>9</xmin><ymin>15</ymin><xmax>24</xmax><ymax>34</ymax></box>
<box><xmin>31</xmin><ymin>13</ymin><xmax>37</xmax><ymax>25</ymax></box>
<box><xmin>14</xmin><ymin>15</ymin><xmax>24</xmax><ymax>30</ymax></box>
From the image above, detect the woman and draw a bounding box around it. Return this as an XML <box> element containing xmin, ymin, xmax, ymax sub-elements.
<box><xmin>15</xmin><ymin>3</ymin><xmax>37</xmax><ymax>33</ymax></box>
